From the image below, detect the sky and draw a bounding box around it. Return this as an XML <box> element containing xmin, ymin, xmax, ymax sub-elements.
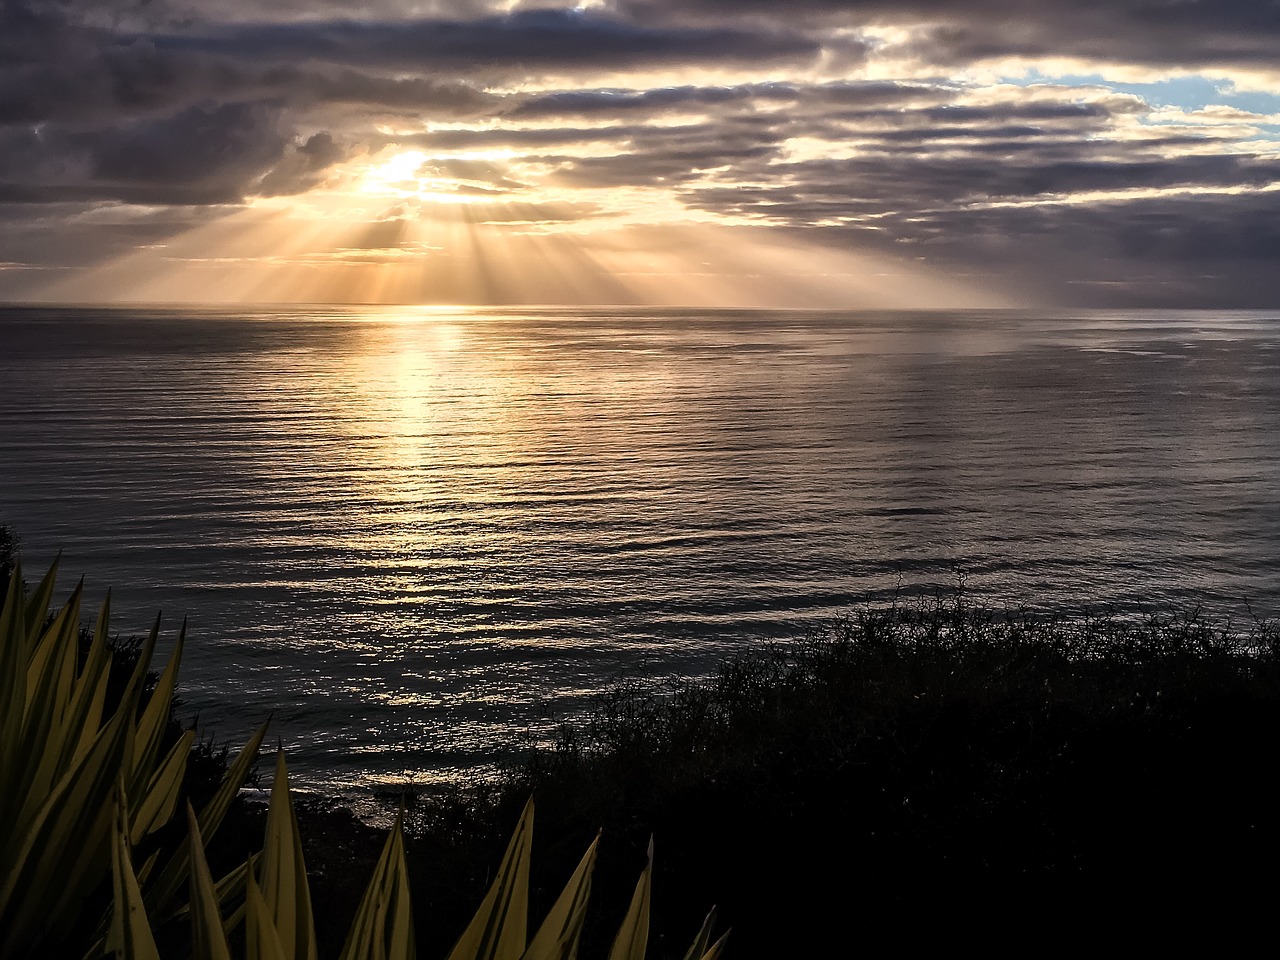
<box><xmin>2</xmin><ymin>0</ymin><xmax>1279</xmax><ymax>308</ymax></box>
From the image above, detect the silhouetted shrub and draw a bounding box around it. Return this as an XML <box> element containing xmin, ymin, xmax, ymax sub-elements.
<box><xmin>394</xmin><ymin>592</ymin><xmax>1280</xmax><ymax>957</ymax></box>
<box><xmin>0</xmin><ymin>523</ymin><xmax>17</xmax><ymax>595</ymax></box>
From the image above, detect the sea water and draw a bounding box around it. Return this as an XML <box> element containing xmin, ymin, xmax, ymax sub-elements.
<box><xmin>2</xmin><ymin>306</ymin><xmax>1278</xmax><ymax>790</ymax></box>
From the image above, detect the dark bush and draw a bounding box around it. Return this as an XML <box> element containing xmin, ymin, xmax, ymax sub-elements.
<box><xmin>398</xmin><ymin>593</ymin><xmax>1280</xmax><ymax>957</ymax></box>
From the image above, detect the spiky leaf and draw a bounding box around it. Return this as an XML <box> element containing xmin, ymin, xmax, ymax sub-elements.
<box><xmin>606</xmin><ymin>839</ymin><xmax>652</xmax><ymax>960</ymax></box>
<box><xmin>680</xmin><ymin>909</ymin><xmax>716</xmax><ymax>960</ymax></box>
<box><xmin>699</xmin><ymin>932</ymin><xmax>730</xmax><ymax>960</ymax></box>
<box><xmin>338</xmin><ymin>810</ymin><xmax>415</xmax><ymax>960</ymax></box>
<box><xmin>147</xmin><ymin>720</ymin><xmax>269</xmax><ymax>920</ymax></box>
<box><xmin>107</xmin><ymin>786</ymin><xmax>162</xmax><ymax>960</ymax></box>
<box><xmin>0</xmin><ymin>687</ymin><xmax>136</xmax><ymax>953</ymax></box>
<box><xmin>446</xmin><ymin>796</ymin><xmax>533</xmax><ymax>960</ymax></box>
<box><xmin>260</xmin><ymin>752</ymin><xmax>318</xmax><ymax>960</ymax></box>
<box><xmin>187</xmin><ymin>804</ymin><xmax>233</xmax><ymax>960</ymax></box>
<box><xmin>246</xmin><ymin>867</ymin><xmax>289</xmax><ymax>960</ymax></box>
<box><xmin>522</xmin><ymin>834</ymin><xmax>598</xmax><ymax>960</ymax></box>
<box><xmin>131</xmin><ymin>729</ymin><xmax>195</xmax><ymax>844</ymax></box>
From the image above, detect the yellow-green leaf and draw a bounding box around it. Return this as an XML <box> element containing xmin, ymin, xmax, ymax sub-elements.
<box><xmin>0</xmin><ymin>563</ymin><xmax>30</xmax><ymax>777</ymax></box>
<box><xmin>680</xmin><ymin>908</ymin><xmax>715</xmax><ymax>960</ymax></box>
<box><xmin>260</xmin><ymin>752</ymin><xmax>318</xmax><ymax>960</ymax></box>
<box><xmin>606</xmin><ymin>838</ymin><xmax>652</xmax><ymax>960</ymax></box>
<box><xmin>246</xmin><ymin>865</ymin><xmax>289</xmax><ymax>960</ymax></box>
<box><xmin>107</xmin><ymin>785</ymin><xmax>162</xmax><ymax>960</ymax></box>
<box><xmin>147</xmin><ymin>720</ymin><xmax>269</xmax><ymax>920</ymax></box>
<box><xmin>131</xmin><ymin>729</ymin><xmax>195</xmax><ymax>844</ymax></box>
<box><xmin>446</xmin><ymin>796</ymin><xmax>532</xmax><ymax>960</ymax></box>
<box><xmin>22</xmin><ymin>560</ymin><xmax>60</xmax><ymax>647</ymax></box>
<box><xmin>522</xmin><ymin>833</ymin><xmax>598</xmax><ymax>960</ymax></box>
<box><xmin>63</xmin><ymin>599</ymin><xmax>113</xmax><ymax>768</ymax></box>
<box><xmin>187</xmin><ymin>803</ymin><xmax>233</xmax><ymax>960</ymax></box>
<box><xmin>130</xmin><ymin>624</ymin><xmax>185</xmax><ymax>799</ymax></box>
<box><xmin>338</xmin><ymin>810</ymin><xmax>415</xmax><ymax>960</ymax></box>
<box><xmin>0</xmin><ymin>696</ymin><xmax>134</xmax><ymax>954</ymax></box>
<box><xmin>167</xmin><ymin>853</ymin><xmax>261</xmax><ymax>929</ymax></box>
<box><xmin>17</xmin><ymin>582</ymin><xmax>83</xmax><ymax>816</ymax></box>
<box><xmin>699</xmin><ymin>931</ymin><xmax>730</xmax><ymax>960</ymax></box>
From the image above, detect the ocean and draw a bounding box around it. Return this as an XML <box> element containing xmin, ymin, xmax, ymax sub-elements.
<box><xmin>2</xmin><ymin>305</ymin><xmax>1278</xmax><ymax>791</ymax></box>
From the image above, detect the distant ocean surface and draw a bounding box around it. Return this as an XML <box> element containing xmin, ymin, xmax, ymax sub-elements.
<box><xmin>2</xmin><ymin>306</ymin><xmax>1279</xmax><ymax>791</ymax></box>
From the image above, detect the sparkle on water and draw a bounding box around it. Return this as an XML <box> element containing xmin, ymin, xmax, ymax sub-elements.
<box><xmin>2</xmin><ymin>306</ymin><xmax>1278</xmax><ymax>792</ymax></box>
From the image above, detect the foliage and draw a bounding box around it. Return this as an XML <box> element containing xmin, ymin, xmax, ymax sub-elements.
<box><xmin>107</xmin><ymin>754</ymin><xmax>723</xmax><ymax>960</ymax></box>
<box><xmin>478</xmin><ymin>592</ymin><xmax>1280</xmax><ymax>955</ymax></box>
<box><xmin>0</xmin><ymin>560</ymin><xmax>269</xmax><ymax>957</ymax></box>
<box><xmin>0</xmin><ymin>560</ymin><xmax>720</xmax><ymax>960</ymax></box>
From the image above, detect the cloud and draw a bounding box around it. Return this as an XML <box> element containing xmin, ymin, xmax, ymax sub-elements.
<box><xmin>2</xmin><ymin>0</ymin><xmax>1278</xmax><ymax>304</ymax></box>
<box><xmin>901</xmin><ymin>190</ymin><xmax>1280</xmax><ymax>306</ymax></box>
<box><xmin>0</xmin><ymin>2</ymin><xmax>498</xmax><ymax>126</ymax></box>
<box><xmin>507</xmin><ymin>80</ymin><xmax>943</xmax><ymax>120</ymax></box>
<box><xmin>0</xmin><ymin>101</ymin><xmax>352</xmax><ymax>204</ymax></box>
<box><xmin>151</xmin><ymin>8</ymin><xmax>823</xmax><ymax>75</ymax></box>
<box><xmin>614</xmin><ymin>0</ymin><xmax>1280</xmax><ymax>71</ymax></box>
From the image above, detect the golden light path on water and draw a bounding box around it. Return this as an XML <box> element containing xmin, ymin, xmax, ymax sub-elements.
<box><xmin>40</xmin><ymin>147</ymin><xmax>1010</xmax><ymax>309</ymax></box>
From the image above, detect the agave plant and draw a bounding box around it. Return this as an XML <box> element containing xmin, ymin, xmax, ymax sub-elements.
<box><xmin>109</xmin><ymin>750</ymin><xmax>727</xmax><ymax>960</ymax></box>
<box><xmin>0</xmin><ymin>563</ymin><xmax>266</xmax><ymax>956</ymax></box>
<box><xmin>409</xmin><ymin>793</ymin><xmax>730</xmax><ymax>960</ymax></box>
<box><xmin>2</xmin><ymin>561</ymin><xmax>726</xmax><ymax>960</ymax></box>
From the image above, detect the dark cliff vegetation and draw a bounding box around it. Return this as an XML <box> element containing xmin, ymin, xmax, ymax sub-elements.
<box><xmin>316</xmin><ymin>594</ymin><xmax>1280</xmax><ymax>957</ymax></box>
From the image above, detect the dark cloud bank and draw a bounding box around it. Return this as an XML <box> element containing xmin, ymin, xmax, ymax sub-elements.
<box><xmin>2</xmin><ymin>0</ymin><xmax>1278</xmax><ymax>305</ymax></box>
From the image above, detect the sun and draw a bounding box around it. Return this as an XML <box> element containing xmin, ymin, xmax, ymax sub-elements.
<box><xmin>355</xmin><ymin>147</ymin><xmax>518</xmax><ymax>206</ymax></box>
<box><xmin>358</xmin><ymin>149</ymin><xmax>431</xmax><ymax>198</ymax></box>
